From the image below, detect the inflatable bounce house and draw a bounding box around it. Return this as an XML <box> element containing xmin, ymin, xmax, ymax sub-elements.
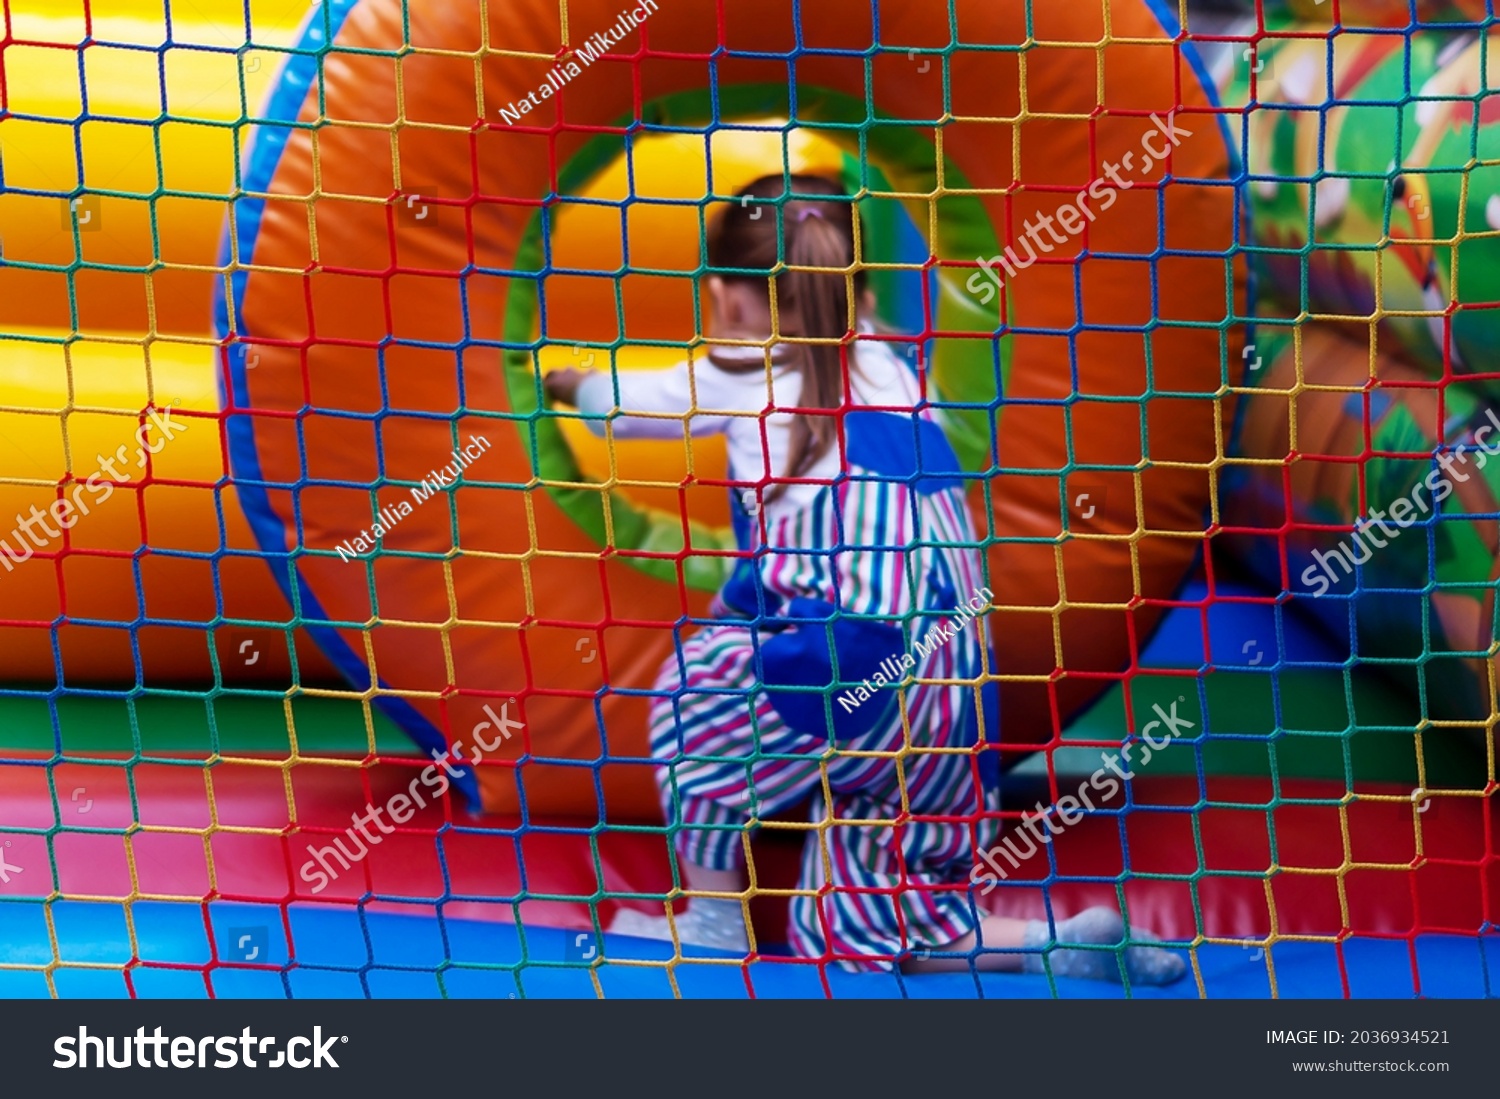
<box><xmin>1</xmin><ymin>0</ymin><xmax>1497</xmax><ymax>997</ymax></box>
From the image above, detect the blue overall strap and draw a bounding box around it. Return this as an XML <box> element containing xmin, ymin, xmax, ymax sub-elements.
<box><xmin>843</xmin><ymin>410</ymin><xmax>965</xmax><ymax>496</ymax></box>
<box><xmin>716</xmin><ymin>484</ymin><xmax>784</xmax><ymax>619</ymax></box>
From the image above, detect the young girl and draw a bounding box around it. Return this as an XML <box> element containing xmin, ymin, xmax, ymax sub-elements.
<box><xmin>545</xmin><ymin>174</ymin><xmax>1183</xmax><ymax>983</ymax></box>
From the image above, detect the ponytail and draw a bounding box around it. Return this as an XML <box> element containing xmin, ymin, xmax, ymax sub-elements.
<box><xmin>780</xmin><ymin>207</ymin><xmax>855</xmax><ymax>489</ymax></box>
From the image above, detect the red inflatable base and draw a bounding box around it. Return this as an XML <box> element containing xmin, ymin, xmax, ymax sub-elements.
<box><xmin>0</xmin><ymin>758</ymin><xmax>1490</xmax><ymax>946</ymax></box>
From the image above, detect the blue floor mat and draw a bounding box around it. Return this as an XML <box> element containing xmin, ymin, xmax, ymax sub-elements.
<box><xmin>1</xmin><ymin>901</ymin><xmax>1495</xmax><ymax>999</ymax></box>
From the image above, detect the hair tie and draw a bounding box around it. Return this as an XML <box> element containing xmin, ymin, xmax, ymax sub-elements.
<box><xmin>792</xmin><ymin>206</ymin><xmax>825</xmax><ymax>223</ymax></box>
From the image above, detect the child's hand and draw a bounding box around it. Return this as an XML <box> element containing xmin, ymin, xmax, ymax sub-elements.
<box><xmin>544</xmin><ymin>367</ymin><xmax>591</xmax><ymax>407</ymax></box>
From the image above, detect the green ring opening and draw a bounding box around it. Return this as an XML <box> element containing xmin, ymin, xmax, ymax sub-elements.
<box><xmin>502</xmin><ymin>84</ymin><xmax>1007</xmax><ymax>591</ymax></box>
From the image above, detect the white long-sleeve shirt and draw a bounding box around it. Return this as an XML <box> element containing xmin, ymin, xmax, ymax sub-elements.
<box><xmin>574</xmin><ymin>334</ymin><xmax>924</xmax><ymax>518</ymax></box>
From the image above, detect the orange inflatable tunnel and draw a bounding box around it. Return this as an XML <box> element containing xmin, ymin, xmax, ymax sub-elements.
<box><xmin>222</xmin><ymin>0</ymin><xmax>1244</xmax><ymax>818</ymax></box>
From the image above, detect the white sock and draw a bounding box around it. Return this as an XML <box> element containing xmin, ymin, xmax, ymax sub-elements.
<box><xmin>1022</xmin><ymin>907</ymin><xmax>1186</xmax><ymax>985</ymax></box>
<box><xmin>611</xmin><ymin>896</ymin><xmax>750</xmax><ymax>953</ymax></box>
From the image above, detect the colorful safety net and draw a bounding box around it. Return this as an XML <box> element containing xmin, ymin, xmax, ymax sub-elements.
<box><xmin>0</xmin><ymin>0</ymin><xmax>1496</xmax><ymax>998</ymax></box>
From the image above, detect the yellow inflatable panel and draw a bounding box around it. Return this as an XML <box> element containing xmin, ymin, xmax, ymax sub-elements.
<box><xmin>0</xmin><ymin>332</ymin><xmax>335</xmax><ymax>681</ymax></box>
<box><xmin>0</xmin><ymin>0</ymin><xmax>307</xmax><ymax>338</ymax></box>
<box><xmin>0</xmin><ymin>1</ymin><xmax>325</xmax><ymax>682</ymax></box>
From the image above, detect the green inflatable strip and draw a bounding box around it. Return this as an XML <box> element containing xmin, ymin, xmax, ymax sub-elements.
<box><xmin>501</xmin><ymin>83</ymin><xmax>1005</xmax><ymax>592</ymax></box>
<box><xmin>1059</xmin><ymin>665</ymin><xmax>1486</xmax><ymax>790</ymax></box>
<box><xmin>5</xmin><ymin>671</ymin><xmax>1480</xmax><ymax>788</ymax></box>
<box><xmin>0</xmin><ymin>693</ymin><xmax>417</xmax><ymax>758</ymax></box>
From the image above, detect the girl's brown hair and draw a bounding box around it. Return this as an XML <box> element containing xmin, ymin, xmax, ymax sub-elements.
<box><xmin>708</xmin><ymin>174</ymin><xmax>866</xmax><ymax>491</ymax></box>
